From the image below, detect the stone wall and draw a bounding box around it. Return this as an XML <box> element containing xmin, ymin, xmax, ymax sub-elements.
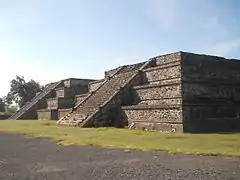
<box><xmin>63</xmin><ymin>79</ymin><xmax>95</xmax><ymax>88</ymax></box>
<box><xmin>55</xmin><ymin>87</ymin><xmax>75</xmax><ymax>98</ymax></box>
<box><xmin>120</xmin><ymin>52</ymin><xmax>240</xmax><ymax>133</ymax></box>
<box><xmin>57</xmin><ymin>97</ymin><xmax>75</xmax><ymax>109</ymax></box>
<box><xmin>75</xmin><ymin>93</ymin><xmax>89</xmax><ymax>105</ymax></box>
<box><xmin>123</xmin><ymin>106</ymin><xmax>182</xmax><ymax>123</ymax></box>
<box><xmin>89</xmin><ymin>80</ymin><xmax>104</xmax><ymax>92</ymax></box>
<box><xmin>181</xmin><ymin>52</ymin><xmax>240</xmax><ymax>132</ymax></box>
<box><xmin>105</xmin><ymin>67</ymin><xmax>120</xmax><ymax>77</ymax></box>
<box><xmin>58</xmin><ymin>108</ymin><xmax>72</xmax><ymax>119</ymax></box>
<box><xmin>139</xmin><ymin>98</ymin><xmax>182</xmax><ymax>106</ymax></box>
<box><xmin>133</xmin><ymin>84</ymin><xmax>181</xmax><ymax>101</ymax></box>
<box><xmin>23</xmin><ymin>51</ymin><xmax>240</xmax><ymax>133</ymax></box>
<box><xmin>120</xmin><ymin>52</ymin><xmax>183</xmax><ymax>132</ymax></box>
<box><xmin>127</xmin><ymin>122</ymin><xmax>183</xmax><ymax>132</ymax></box>
<box><xmin>143</xmin><ymin>65</ymin><xmax>181</xmax><ymax>83</ymax></box>
<box><xmin>47</xmin><ymin>97</ymin><xmax>75</xmax><ymax>109</ymax></box>
<box><xmin>122</xmin><ymin>106</ymin><xmax>183</xmax><ymax>132</ymax></box>
<box><xmin>37</xmin><ymin>109</ymin><xmax>58</xmax><ymax>120</ymax></box>
<box><xmin>155</xmin><ymin>52</ymin><xmax>181</xmax><ymax>66</ymax></box>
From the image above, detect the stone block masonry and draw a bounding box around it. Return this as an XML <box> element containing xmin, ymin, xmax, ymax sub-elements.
<box><xmin>11</xmin><ymin>51</ymin><xmax>240</xmax><ymax>133</ymax></box>
<box><xmin>121</xmin><ymin>52</ymin><xmax>240</xmax><ymax>133</ymax></box>
<box><xmin>181</xmin><ymin>52</ymin><xmax>240</xmax><ymax>132</ymax></box>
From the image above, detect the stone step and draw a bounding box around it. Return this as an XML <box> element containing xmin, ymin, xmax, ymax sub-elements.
<box><xmin>58</xmin><ymin>61</ymin><xmax>149</xmax><ymax>126</ymax></box>
<box><xmin>133</xmin><ymin>81</ymin><xmax>181</xmax><ymax>90</ymax></box>
<box><xmin>122</xmin><ymin>104</ymin><xmax>181</xmax><ymax>110</ymax></box>
<box><xmin>139</xmin><ymin>98</ymin><xmax>182</xmax><ymax>106</ymax></box>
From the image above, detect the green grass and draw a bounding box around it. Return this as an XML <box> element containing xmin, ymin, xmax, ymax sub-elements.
<box><xmin>0</xmin><ymin>112</ymin><xmax>13</xmax><ymax>115</ymax></box>
<box><xmin>0</xmin><ymin>120</ymin><xmax>240</xmax><ymax>157</ymax></box>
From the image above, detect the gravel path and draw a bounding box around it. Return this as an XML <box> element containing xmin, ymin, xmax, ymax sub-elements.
<box><xmin>0</xmin><ymin>132</ymin><xmax>239</xmax><ymax>180</ymax></box>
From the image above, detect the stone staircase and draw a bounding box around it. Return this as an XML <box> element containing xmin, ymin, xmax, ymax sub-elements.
<box><xmin>57</xmin><ymin>60</ymin><xmax>153</xmax><ymax>126</ymax></box>
<box><xmin>120</xmin><ymin>54</ymin><xmax>184</xmax><ymax>132</ymax></box>
<box><xmin>9</xmin><ymin>81</ymin><xmax>62</xmax><ymax>120</ymax></box>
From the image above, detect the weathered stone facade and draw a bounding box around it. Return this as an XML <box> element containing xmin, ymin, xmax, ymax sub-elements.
<box><xmin>89</xmin><ymin>80</ymin><xmax>104</xmax><ymax>92</ymax></box>
<box><xmin>12</xmin><ymin>51</ymin><xmax>240</xmax><ymax>133</ymax></box>
<box><xmin>121</xmin><ymin>52</ymin><xmax>184</xmax><ymax>132</ymax></box>
<box><xmin>37</xmin><ymin>109</ymin><xmax>58</xmax><ymax>120</ymax></box>
<box><xmin>75</xmin><ymin>93</ymin><xmax>90</xmax><ymax>105</ymax></box>
<box><xmin>11</xmin><ymin>78</ymin><xmax>96</xmax><ymax>120</ymax></box>
<box><xmin>46</xmin><ymin>97</ymin><xmax>75</xmax><ymax>109</ymax></box>
<box><xmin>181</xmin><ymin>52</ymin><xmax>240</xmax><ymax>132</ymax></box>
<box><xmin>58</xmin><ymin>108</ymin><xmax>72</xmax><ymax>119</ymax></box>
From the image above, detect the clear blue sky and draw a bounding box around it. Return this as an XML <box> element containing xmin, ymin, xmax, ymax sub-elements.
<box><xmin>1</xmin><ymin>0</ymin><xmax>240</xmax><ymax>97</ymax></box>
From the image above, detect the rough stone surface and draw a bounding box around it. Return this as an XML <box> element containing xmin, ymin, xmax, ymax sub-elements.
<box><xmin>129</xmin><ymin>121</ymin><xmax>183</xmax><ymax>132</ymax></box>
<box><xmin>155</xmin><ymin>52</ymin><xmax>181</xmax><ymax>66</ymax></box>
<box><xmin>123</xmin><ymin>108</ymin><xmax>182</xmax><ymax>124</ymax></box>
<box><xmin>12</xmin><ymin>51</ymin><xmax>240</xmax><ymax>132</ymax></box>
<box><xmin>37</xmin><ymin>109</ymin><xmax>58</xmax><ymax>120</ymax></box>
<box><xmin>183</xmin><ymin>83</ymin><xmax>234</xmax><ymax>99</ymax></box>
<box><xmin>63</xmin><ymin>79</ymin><xmax>95</xmax><ymax>88</ymax></box>
<box><xmin>55</xmin><ymin>87</ymin><xmax>77</xmax><ymax>98</ymax></box>
<box><xmin>139</xmin><ymin>98</ymin><xmax>182</xmax><ymax>106</ymax></box>
<box><xmin>144</xmin><ymin>65</ymin><xmax>181</xmax><ymax>82</ymax></box>
<box><xmin>46</xmin><ymin>97</ymin><xmax>75</xmax><ymax>109</ymax></box>
<box><xmin>58</xmin><ymin>108</ymin><xmax>72</xmax><ymax>119</ymax></box>
<box><xmin>75</xmin><ymin>93</ymin><xmax>89</xmax><ymax>105</ymax></box>
<box><xmin>134</xmin><ymin>84</ymin><xmax>181</xmax><ymax>100</ymax></box>
<box><xmin>181</xmin><ymin>52</ymin><xmax>240</xmax><ymax>132</ymax></box>
<box><xmin>89</xmin><ymin>80</ymin><xmax>104</xmax><ymax>92</ymax></box>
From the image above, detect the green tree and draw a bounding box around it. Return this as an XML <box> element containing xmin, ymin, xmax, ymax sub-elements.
<box><xmin>6</xmin><ymin>76</ymin><xmax>43</xmax><ymax>108</ymax></box>
<box><xmin>0</xmin><ymin>98</ymin><xmax>5</xmax><ymax>112</ymax></box>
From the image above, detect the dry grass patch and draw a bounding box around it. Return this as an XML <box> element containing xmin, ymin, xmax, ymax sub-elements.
<box><xmin>0</xmin><ymin>120</ymin><xmax>240</xmax><ymax>157</ymax></box>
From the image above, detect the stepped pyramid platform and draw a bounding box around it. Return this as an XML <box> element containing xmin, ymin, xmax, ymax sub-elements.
<box><xmin>10</xmin><ymin>52</ymin><xmax>240</xmax><ymax>133</ymax></box>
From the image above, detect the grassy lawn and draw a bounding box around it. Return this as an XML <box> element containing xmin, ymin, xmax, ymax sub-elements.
<box><xmin>0</xmin><ymin>120</ymin><xmax>240</xmax><ymax>157</ymax></box>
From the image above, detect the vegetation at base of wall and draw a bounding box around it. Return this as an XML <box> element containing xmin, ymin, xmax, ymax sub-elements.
<box><xmin>0</xmin><ymin>112</ymin><xmax>13</xmax><ymax>115</ymax></box>
<box><xmin>0</xmin><ymin>120</ymin><xmax>240</xmax><ymax>157</ymax></box>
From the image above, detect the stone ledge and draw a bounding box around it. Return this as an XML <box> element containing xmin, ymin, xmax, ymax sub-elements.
<box><xmin>143</xmin><ymin>61</ymin><xmax>181</xmax><ymax>72</ymax></box>
<box><xmin>205</xmin><ymin>117</ymin><xmax>240</xmax><ymax>121</ymax></box>
<box><xmin>130</xmin><ymin>120</ymin><xmax>183</xmax><ymax>124</ymax></box>
<box><xmin>36</xmin><ymin>109</ymin><xmax>53</xmax><ymax>112</ymax></box>
<box><xmin>181</xmin><ymin>51</ymin><xmax>240</xmax><ymax>66</ymax></box>
<box><xmin>182</xmin><ymin>78</ymin><xmax>240</xmax><ymax>86</ymax></box>
<box><xmin>133</xmin><ymin>81</ymin><xmax>181</xmax><ymax>90</ymax></box>
<box><xmin>148</xmin><ymin>78</ymin><xmax>181</xmax><ymax>85</ymax></box>
<box><xmin>75</xmin><ymin>93</ymin><xmax>90</xmax><ymax>98</ymax></box>
<box><xmin>140</xmin><ymin>97</ymin><xmax>182</xmax><ymax>101</ymax></box>
<box><xmin>122</xmin><ymin>104</ymin><xmax>181</xmax><ymax>110</ymax></box>
<box><xmin>183</xmin><ymin>103</ymin><xmax>240</xmax><ymax>107</ymax></box>
<box><xmin>58</xmin><ymin>108</ymin><xmax>73</xmax><ymax>112</ymax></box>
<box><xmin>54</xmin><ymin>86</ymin><xmax>67</xmax><ymax>91</ymax></box>
<box><xmin>183</xmin><ymin>97</ymin><xmax>240</xmax><ymax>105</ymax></box>
<box><xmin>140</xmin><ymin>98</ymin><xmax>182</xmax><ymax>106</ymax></box>
<box><xmin>46</xmin><ymin>97</ymin><xmax>74</xmax><ymax>101</ymax></box>
<box><xmin>89</xmin><ymin>79</ymin><xmax>105</xmax><ymax>85</ymax></box>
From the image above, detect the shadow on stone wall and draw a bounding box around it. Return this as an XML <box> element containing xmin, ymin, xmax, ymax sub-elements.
<box><xmin>183</xmin><ymin>118</ymin><xmax>240</xmax><ymax>133</ymax></box>
<box><xmin>0</xmin><ymin>114</ymin><xmax>12</xmax><ymax>120</ymax></box>
<box><xmin>93</xmin><ymin>107</ymin><xmax>128</xmax><ymax>128</ymax></box>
